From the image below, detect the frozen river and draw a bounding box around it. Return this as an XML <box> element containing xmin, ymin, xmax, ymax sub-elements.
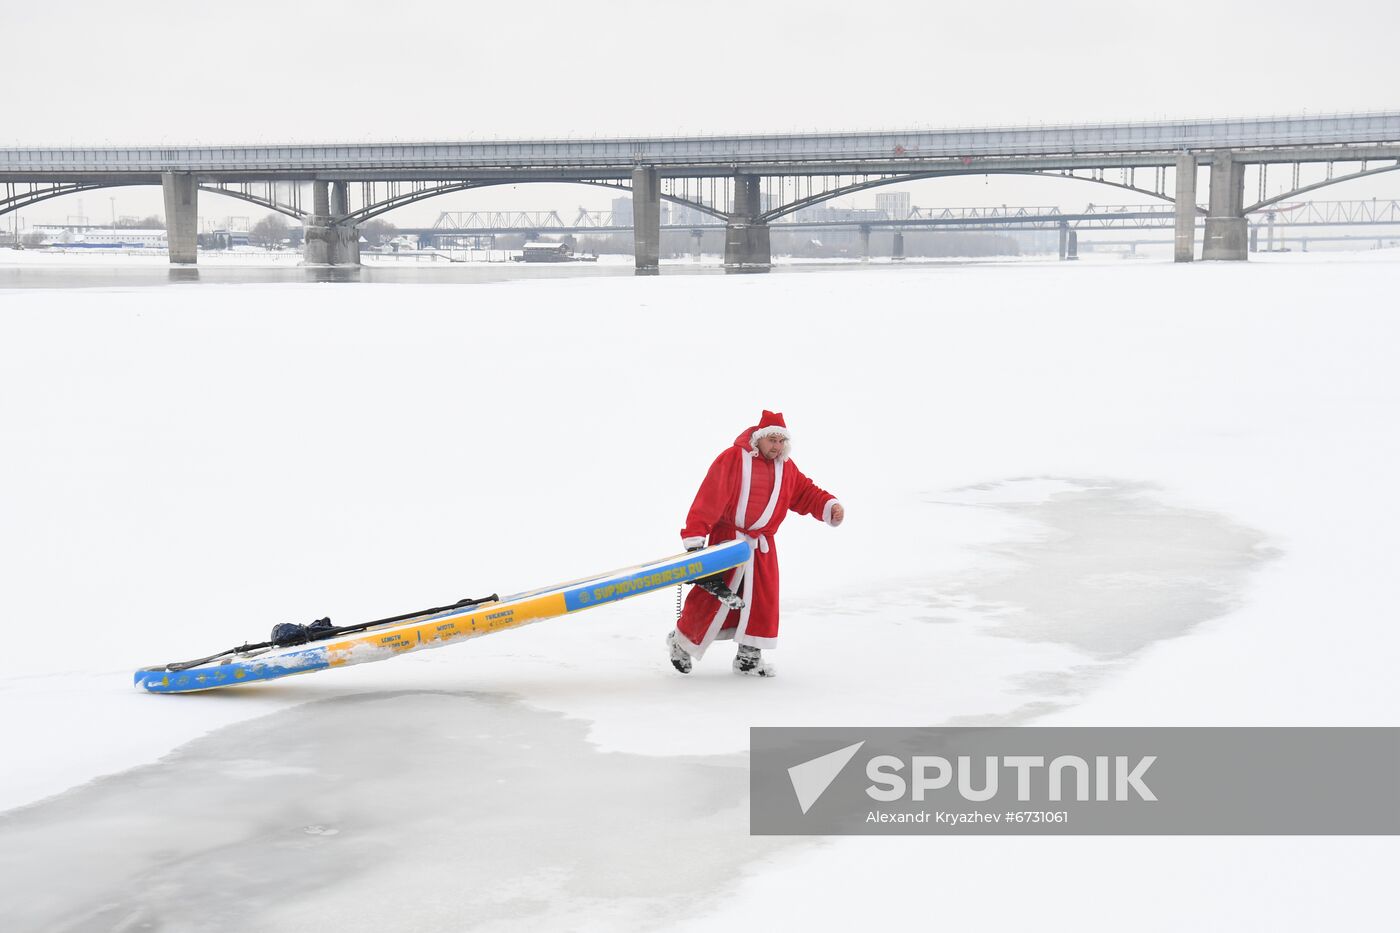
<box><xmin>1</xmin><ymin>249</ymin><xmax>1397</xmax><ymax>930</ymax></box>
<box><xmin>0</xmin><ymin>251</ymin><xmax>997</xmax><ymax>290</ymax></box>
<box><xmin>0</xmin><ymin>256</ymin><xmax>642</xmax><ymax>290</ymax></box>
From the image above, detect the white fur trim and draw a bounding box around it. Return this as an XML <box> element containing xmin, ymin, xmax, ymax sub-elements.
<box><xmin>735</xmin><ymin>632</ymin><xmax>778</xmax><ymax>649</ymax></box>
<box><xmin>735</xmin><ymin>451</ymin><xmax>752</xmax><ymax>529</ymax></box>
<box><xmin>688</xmin><ymin>564</ymin><xmax>746</xmax><ymax>659</ymax></box>
<box><xmin>692</xmin><ymin>449</ymin><xmax>782</xmax><ymax>659</ymax></box>
<box><xmin>732</xmin><ymin>533</ymin><xmax>762</xmax><ymax>644</ymax></box>
<box><xmin>733</xmin><ymin>567</ymin><xmax>755</xmax><ymax>642</ymax></box>
<box><xmin>669</xmin><ymin>629</ymin><xmax>696</xmax><ymax>657</ymax></box>
<box><xmin>736</xmin><ymin>453</ymin><xmax>781</xmax><ymax>541</ymax></box>
<box><xmin>684</xmin><ymin>533</ymin><xmax>775</xmax><ymax>657</ymax></box>
<box><xmin>823</xmin><ymin>499</ymin><xmax>843</xmax><ymax>527</ymax></box>
<box><xmin>748</xmin><ymin>427</ymin><xmax>791</xmax><ymax>463</ymax></box>
<box><xmin>751</xmin><ymin>459</ymin><xmax>783</xmax><ymax>530</ymax></box>
<box><xmin>681</xmin><ymin>536</ymin><xmax>706</xmax><ymax>550</ymax></box>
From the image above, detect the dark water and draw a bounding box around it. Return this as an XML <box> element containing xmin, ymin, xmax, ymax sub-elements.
<box><xmin>0</xmin><ymin>257</ymin><xmax>974</xmax><ymax>290</ymax></box>
<box><xmin>0</xmin><ymin>261</ymin><xmax>640</xmax><ymax>290</ymax></box>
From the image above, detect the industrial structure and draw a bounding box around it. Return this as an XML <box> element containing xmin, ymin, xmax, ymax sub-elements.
<box><xmin>415</xmin><ymin>199</ymin><xmax>1400</xmax><ymax>261</ymax></box>
<box><xmin>3</xmin><ymin>113</ymin><xmax>1400</xmax><ymax>272</ymax></box>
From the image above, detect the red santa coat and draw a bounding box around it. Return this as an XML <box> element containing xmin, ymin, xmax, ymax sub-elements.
<box><xmin>675</xmin><ymin>424</ymin><xmax>840</xmax><ymax>656</ymax></box>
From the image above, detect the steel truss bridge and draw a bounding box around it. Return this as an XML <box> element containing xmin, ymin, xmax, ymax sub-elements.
<box><xmin>4</xmin><ymin>113</ymin><xmax>1400</xmax><ymax>268</ymax></box>
<box><xmin>427</xmin><ymin>205</ymin><xmax>1177</xmax><ymax>233</ymax></box>
<box><xmin>418</xmin><ymin>200</ymin><xmax>1400</xmax><ymax>236</ymax></box>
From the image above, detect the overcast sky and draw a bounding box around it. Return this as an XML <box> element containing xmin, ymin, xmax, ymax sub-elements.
<box><xmin>4</xmin><ymin>0</ymin><xmax>1398</xmax><ymax>224</ymax></box>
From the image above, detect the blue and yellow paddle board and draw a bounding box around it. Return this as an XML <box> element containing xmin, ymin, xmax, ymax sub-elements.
<box><xmin>134</xmin><ymin>539</ymin><xmax>750</xmax><ymax>694</ymax></box>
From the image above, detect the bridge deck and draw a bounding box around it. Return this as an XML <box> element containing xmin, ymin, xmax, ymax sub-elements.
<box><xmin>4</xmin><ymin>113</ymin><xmax>1400</xmax><ymax>180</ymax></box>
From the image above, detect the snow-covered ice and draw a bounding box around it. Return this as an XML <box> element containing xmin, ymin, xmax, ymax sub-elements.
<box><xmin>1</xmin><ymin>251</ymin><xmax>1397</xmax><ymax>930</ymax></box>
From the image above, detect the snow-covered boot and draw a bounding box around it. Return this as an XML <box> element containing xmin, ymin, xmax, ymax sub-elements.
<box><xmin>666</xmin><ymin>630</ymin><xmax>693</xmax><ymax>674</ymax></box>
<box><xmin>733</xmin><ymin>645</ymin><xmax>776</xmax><ymax>678</ymax></box>
<box><xmin>695</xmin><ymin>576</ymin><xmax>746</xmax><ymax>611</ymax></box>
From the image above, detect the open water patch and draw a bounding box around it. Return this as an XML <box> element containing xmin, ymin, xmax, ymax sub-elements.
<box><xmin>935</xmin><ymin>476</ymin><xmax>1278</xmax><ymax>657</ymax></box>
<box><xmin>0</xmin><ymin>691</ymin><xmax>788</xmax><ymax>932</ymax></box>
<box><xmin>926</xmin><ymin>476</ymin><xmax>1279</xmax><ymax>719</ymax></box>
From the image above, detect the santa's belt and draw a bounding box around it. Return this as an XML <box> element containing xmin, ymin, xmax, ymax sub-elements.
<box><xmin>738</xmin><ymin>530</ymin><xmax>769</xmax><ymax>554</ymax></box>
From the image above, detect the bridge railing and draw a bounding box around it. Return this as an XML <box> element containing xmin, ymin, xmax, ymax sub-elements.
<box><xmin>5</xmin><ymin>113</ymin><xmax>1400</xmax><ymax>175</ymax></box>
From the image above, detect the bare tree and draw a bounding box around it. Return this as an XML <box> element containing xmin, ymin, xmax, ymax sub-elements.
<box><xmin>359</xmin><ymin>218</ymin><xmax>397</xmax><ymax>247</ymax></box>
<box><xmin>117</xmin><ymin>215</ymin><xmax>165</xmax><ymax>229</ymax></box>
<box><xmin>249</xmin><ymin>214</ymin><xmax>291</xmax><ymax>248</ymax></box>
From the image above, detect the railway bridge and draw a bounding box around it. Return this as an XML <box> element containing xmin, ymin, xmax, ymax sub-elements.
<box><xmin>412</xmin><ymin>199</ymin><xmax>1400</xmax><ymax>261</ymax></box>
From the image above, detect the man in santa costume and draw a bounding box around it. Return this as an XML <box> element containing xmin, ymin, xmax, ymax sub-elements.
<box><xmin>668</xmin><ymin>411</ymin><xmax>844</xmax><ymax>677</ymax></box>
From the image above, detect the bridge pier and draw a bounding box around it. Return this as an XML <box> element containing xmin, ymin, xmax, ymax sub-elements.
<box><xmin>161</xmin><ymin>172</ymin><xmax>198</xmax><ymax>264</ymax></box>
<box><xmin>1066</xmin><ymin>228</ymin><xmax>1078</xmax><ymax>261</ymax></box>
<box><xmin>724</xmin><ymin>175</ymin><xmax>771</xmax><ymax>273</ymax></box>
<box><xmin>329</xmin><ymin>182</ymin><xmax>359</xmax><ymax>265</ymax></box>
<box><xmin>690</xmin><ymin>228</ymin><xmax>703</xmax><ymax>262</ymax></box>
<box><xmin>632</xmin><ymin>167</ymin><xmax>660</xmax><ymax>275</ymax></box>
<box><xmin>1202</xmin><ymin>151</ymin><xmax>1248</xmax><ymax>261</ymax></box>
<box><xmin>1174</xmin><ymin>153</ymin><xmax>1197</xmax><ymax>262</ymax></box>
<box><xmin>304</xmin><ymin>181</ymin><xmax>332</xmax><ymax>264</ymax></box>
<box><xmin>303</xmin><ymin>181</ymin><xmax>360</xmax><ymax>266</ymax></box>
<box><xmin>859</xmin><ymin>224</ymin><xmax>871</xmax><ymax>261</ymax></box>
<box><xmin>1058</xmin><ymin>221</ymin><xmax>1068</xmax><ymax>260</ymax></box>
<box><xmin>891</xmin><ymin>230</ymin><xmax>905</xmax><ymax>261</ymax></box>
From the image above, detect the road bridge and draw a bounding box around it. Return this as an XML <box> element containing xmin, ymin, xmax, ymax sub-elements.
<box><xmin>4</xmin><ymin>113</ymin><xmax>1400</xmax><ymax>269</ymax></box>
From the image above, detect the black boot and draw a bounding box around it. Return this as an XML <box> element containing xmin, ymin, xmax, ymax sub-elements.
<box><xmin>695</xmin><ymin>576</ymin><xmax>745</xmax><ymax>610</ymax></box>
<box><xmin>666</xmin><ymin>631</ymin><xmax>694</xmax><ymax>674</ymax></box>
<box><xmin>733</xmin><ymin>645</ymin><xmax>776</xmax><ymax>677</ymax></box>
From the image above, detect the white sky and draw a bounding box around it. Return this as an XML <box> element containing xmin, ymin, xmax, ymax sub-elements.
<box><xmin>4</xmin><ymin>0</ymin><xmax>1398</xmax><ymax>225</ymax></box>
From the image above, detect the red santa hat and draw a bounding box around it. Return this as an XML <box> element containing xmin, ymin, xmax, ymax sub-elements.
<box><xmin>749</xmin><ymin>410</ymin><xmax>791</xmax><ymax>455</ymax></box>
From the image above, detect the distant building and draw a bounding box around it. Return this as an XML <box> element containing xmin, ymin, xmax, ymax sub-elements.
<box><xmin>611</xmin><ymin>197</ymin><xmax>634</xmax><ymax>228</ymax></box>
<box><xmin>42</xmin><ymin>227</ymin><xmax>168</xmax><ymax>249</ymax></box>
<box><xmin>788</xmin><ymin>205</ymin><xmax>886</xmax><ymax>249</ymax></box>
<box><xmin>791</xmin><ymin>205</ymin><xmax>885</xmax><ymax>224</ymax></box>
<box><xmin>669</xmin><ymin>203</ymin><xmax>703</xmax><ymax>226</ymax></box>
<box><xmin>520</xmin><ymin>241</ymin><xmax>574</xmax><ymax>262</ymax></box>
<box><xmin>875</xmin><ymin>191</ymin><xmax>911</xmax><ymax>221</ymax></box>
<box><xmin>612</xmin><ymin>195</ymin><xmax>672</xmax><ymax>227</ymax></box>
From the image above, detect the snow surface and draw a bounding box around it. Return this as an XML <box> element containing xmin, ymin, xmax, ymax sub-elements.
<box><xmin>1</xmin><ymin>251</ymin><xmax>1398</xmax><ymax>930</ymax></box>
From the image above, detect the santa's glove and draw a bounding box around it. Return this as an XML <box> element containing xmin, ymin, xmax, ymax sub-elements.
<box><xmin>683</xmin><ymin>538</ymin><xmax>707</xmax><ymax>552</ymax></box>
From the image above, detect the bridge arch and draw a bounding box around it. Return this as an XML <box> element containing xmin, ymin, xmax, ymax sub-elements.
<box><xmin>1</xmin><ymin>182</ymin><xmax>135</xmax><ymax>218</ymax></box>
<box><xmin>2</xmin><ymin>177</ymin><xmax>731</xmax><ymax>233</ymax></box>
<box><xmin>758</xmin><ymin>169</ymin><xmax>1194</xmax><ymax>223</ymax></box>
<box><xmin>203</xmin><ymin>178</ymin><xmax>732</xmax><ymax>227</ymax></box>
<box><xmin>1248</xmin><ymin>162</ymin><xmax>1400</xmax><ymax>213</ymax></box>
<box><xmin>1</xmin><ymin>180</ymin><xmax>312</xmax><ymax>221</ymax></box>
<box><xmin>573</xmin><ymin>180</ymin><xmax>728</xmax><ymax>222</ymax></box>
<box><xmin>197</xmin><ymin>184</ymin><xmax>306</xmax><ymax>221</ymax></box>
<box><xmin>5</xmin><ymin>168</ymin><xmax>1209</xmax><ymax>231</ymax></box>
